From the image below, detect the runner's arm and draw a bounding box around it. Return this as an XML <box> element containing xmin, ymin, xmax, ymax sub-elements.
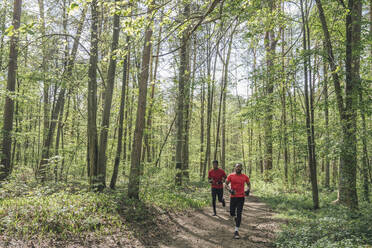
<box><xmin>222</xmin><ymin>174</ymin><xmax>227</xmax><ymax>183</ymax></box>
<box><xmin>225</xmin><ymin>180</ymin><xmax>235</xmax><ymax>194</ymax></box>
<box><xmin>246</xmin><ymin>181</ymin><xmax>251</xmax><ymax>191</ymax></box>
<box><xmin>225</xmin><ymin>180</ymin><xmax>230</xmax><ymax>191</ymax></box>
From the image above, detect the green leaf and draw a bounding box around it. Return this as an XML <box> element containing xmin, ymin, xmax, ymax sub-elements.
<box><xmin>68</xmin><ymin>3</ymin><xmax>79</xmax><ymax>13</ymax></box>
<box><xmin>5</xmin><ymin>25</ymin><xmax>14</xmax><ymax>36</ymax></box>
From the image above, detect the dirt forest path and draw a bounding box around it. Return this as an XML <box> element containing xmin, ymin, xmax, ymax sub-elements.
<box><xmin>156</xmin><ymin>195</ymin><xmax>283</xmax><ymax>248</ymax></box>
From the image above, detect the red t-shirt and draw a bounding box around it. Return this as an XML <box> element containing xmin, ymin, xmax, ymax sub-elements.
<box><xmin>208</xmin><ymin>168</ymin><xmax>227</xmax><ymax>189</ymax></box>
<box><xmin>226</xmin><ymin>173</ymin><xmax>250</xmax><ymax>198</ymax></box>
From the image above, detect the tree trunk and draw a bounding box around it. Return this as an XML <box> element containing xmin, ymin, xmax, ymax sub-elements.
<box><xmin>38</xmin><ymin>0</ymin><xmax>50</xmax><ymax>145</ymax></box>
<box><xmin>263</xmin><ymin>1</ymin><xmax>276</xmax><ymax>177</ymax></box>
<box><xmin>176</xmin><ymin>2</ymin><xmax>191</xmax><ymax>185</ymax></box>
<box><xmin>280</xmin><ymin>17</ymin><xmax>289</xmax><ymax>184</ymax></box>
<box><xmin>323</xmin><ymin>59</ymin><xmax>330</xmax><ymax>188</ymax></box>
<box><xmin>221</xmin><ymin>24</ymin><xmax>236</xmax><ymax>170</ymax></box>
<box><xmin>358</xmin><ymin>1</ymin><xmax>372</xmax><ymax>202</ymax></box>
<box><xmin>128</xmin><ymin>5</ymin><xmax>153</xmax><ymax>199</ymax></box>
<box><xmin>0</xmin><ymin>1</ymin><xmax>6</xmax><ymax>70</ymax></box>
<box><xmin>315</xmin><ymin>0</ymin><xmax>361</xmax><ymax>209</ymax></box>
<box><xmin>110</xmin><ymin>36</ymin><xmax>130</xmax><ymax>189</ymax></box>
<box><xmin>359</xmin><ymin>90</ymin><xmax>370</xmax><ymax>202</ymax></box>
<box><xmin>145</xmin><ymin>20</ymin><xmax>162</xmax><ymax>163</ymax></box>
<box><xmin>200</xmin><ymin>73</ymin><xmax>205</xmax><ymax>177</ymax></box>
<box><xmin>0</xmin><ymin>0</ymin><xmax>22</xmax><ymax>181</ymax></box>
<box><xmin>339</xmin><ymin>0</ymin><xmax>361</xmax><ymax>209</ymax></box>
<box><xmin>97</xmin><ymin>0</ymin><xmax>121</xmax><ymax>189</ymax></box>
<box><xmin>87</xmin><ymin>0</ymin><xmax>100</xmax><ymax>190</ymax></box>
<box><xmin>300</xmin><ymin>0</ymin><xmax>319</xmax><ymax>209</ymax></box>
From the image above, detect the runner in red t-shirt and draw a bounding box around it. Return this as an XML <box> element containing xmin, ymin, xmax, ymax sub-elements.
<box><xmin>208</xmin><ymin>160</ymin><xmax>227</xmax><ymax>216</ymax></box>
<box><xmin>225</xmin><ymin>163</ymin><xmax>251</xmax><ymax>239</ymax></box>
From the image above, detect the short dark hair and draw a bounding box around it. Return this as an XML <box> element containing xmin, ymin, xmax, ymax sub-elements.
<box><xmin>212</xmin><ymin>160</ymin><xmax>218</xmax><ymax>164</ymax></box>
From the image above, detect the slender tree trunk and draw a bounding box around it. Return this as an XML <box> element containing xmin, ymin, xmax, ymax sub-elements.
<box><xmin>145</xmin><ymin>21</ymin><xmax>162</xmax><ymax>163</ymax></box>
<box><xmin>0</xmin><ymin>1</ymin><xmax>7</xmax><ymax>70</ymax></box>
<box><xmin>183</xmin><ymin>33</ymin><xmax>197</xmax><ymax>180</ymax></box>
<box><xmin>281</xmin><ymin>25</ymin><xmax>289</xmax><ymax>184</ymax></box>
<box><xmin>323</xmin><ymin>59</ymin><xmax>330</xmax><ymax>188</ymax></box>
<box><xmin>213</xmin><ymin>48</ymin><xmax>226</xmax><ymax>161</ymax></box>
<box><xmin>200</xmin><ymin>75</ymin><xmax>205</xmax><ymax>177</ymax></box>
<box><xmin>221</xmin><ymin>24</ymin><xmax>236</xmax><ymax>170</ymax></box>
<box><xmin>263</xmin><ymin>1</ymin><xmax>276</xmax><ymax>177</ymax></box>
<box><xmin>38</xmin><ymin>0</ymin><xmax>50</xmax><ymax>144</ymax></box>
<box><xmin>155</xmin><ymin>114</ymin><xmax>177</xmax><ymax>168</ymax></box>
<box><xmin>176</xmin><ymin>2</ymin><xmax>191</xmax><ymax>185</ymax></box>
<box><xmin>87</xmin><ymin>0</ymin><xmax>100</xmax><ymax>190</ymax></box>
<box><xmin>128</xmin><ymin>5</ymin><xmax>153</xmax><ymax>199</ymax></box>
<box><xmin>203</xmin><ymin>24</ymin><xmax>217</xmax><ymax>180</ymax></box>
<box><xmin>300</xmin><ymin>0</ymin><xmax>319</xmax><ymax>209</ymax></box>
<box><xmin>97</xmin><ymin>0</ymin><xmax>121</xmax><ymax>189</ymax></box>
<box><xmin>122</xmin><ymin>53</ymin><xmax>131</xmax><ymax>164</ymax></box>
<box><xmin>0</xmin><ymin>0</ymin><xmax>22</xmax><ymax>181</ymax></box>
<box><xmin>110</xmin><ymin>37</ymin><xmax>130</xmax><ymax>189</ymax></box>
<box><xmin>127</xmin><ymin>85</ymin><xmax>134</xmax><ymax>161</ymax></box>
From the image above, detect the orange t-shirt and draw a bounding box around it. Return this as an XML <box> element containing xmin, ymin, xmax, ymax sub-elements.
<box><xmin>226</xmin><ymin>173</ymin><xmax>250</xmax><ymax>197</ymax></box>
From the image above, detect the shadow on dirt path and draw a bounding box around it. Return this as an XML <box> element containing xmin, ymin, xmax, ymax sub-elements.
<box><xmin>156</xmin><ymin>195</ymin><xmax>285</xmax><ymax>248</ymax></box>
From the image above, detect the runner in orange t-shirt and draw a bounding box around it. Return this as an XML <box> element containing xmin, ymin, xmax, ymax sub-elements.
<box><xmin>225</xmin><ymin>163</ymin><xmax>251</xmax><ymax>239</ymax></box>
<box><xmin>208</xmin><ymin>160</ymin><xmax>226</xmax><ymax>216</ymax></box>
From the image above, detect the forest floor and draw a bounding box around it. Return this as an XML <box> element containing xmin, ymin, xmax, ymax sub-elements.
<box><xmin>1</xmin><ymin>194</ymin><xmax>283</xmax><ymax>248</ymax></box>
<box><xmin>154</xmin><ymin>195</ymin><xmax>284</xmax><ymax>248</ymax></box>
<box><xmin>84</xmin><ymin>194</ymin><xmax>282</xmax><ymax>248</ymax></box>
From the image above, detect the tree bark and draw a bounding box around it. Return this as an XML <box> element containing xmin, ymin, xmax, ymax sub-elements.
<box><xmin>323</xmin><ymin>59</ymin><xmax>330</xmax><ymax>188</ymax></box>
<box><xmin>97</xmin><ymin>0</ymin><xmax>121</xmax><ymax>189</ymax></box>
<box><xmin>145</xmin><ymin>20</ymin><xmax>162</xmax><ymax>163</ymax></box>
<box><xmin>38</xmin><ymin>0</ymin><xmax>50</xmax><ymax>144</ymax></box>
<box><xmin>221</xmin><ymin>24</ymin><xmax>236</xmax><ymax>170</ymax></box>
<box><xmin>200</xmin><ymin>73</ymin><xmax>205</xmax><ymax>176</ymax></box>
<box><xmin>315</xmin><ymin>0</ymin><xmax>361</xmax><ymax>209</ymax></box>
<box><xmin>0</xmin><ymin>1</ymin><xmax>6</xmax><ymax>70</ymax></box>
<box><xmin>128</xmin><ymin>5</ymin><xmax>153</xmax><ymax>199</ymax></box>
<box><xmin>263</xmin><ymin>1</ymin><xmax>276</xmax><ymax>177</ymax></box>
<box><xmin>87</xmin><ymin>0</ymin><xmax>100</xmax><ymax>190</ymax></box>
<box><xmin>110</xmin><ymin>36</ymin><xmax>130</xmax><ymax>189</ymax></box>
<box><xmin>176</xmin><ymin>2</ymin><xmax>191</xmax><ymax>185</ymax></box>
<box><xmin>300</xmin><ymin>0</ymin><xmax>319</xmax><ymax>209</ymax></box>
<box><xmin>0</xmin><ymin>0</ymin><xmax>22</xmax><ymax>181</ymax></box>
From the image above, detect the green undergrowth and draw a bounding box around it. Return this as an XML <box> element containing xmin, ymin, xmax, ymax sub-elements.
<box><xmin>0</xmin><ymin>170</ymin><xmax>210</xmax><ymax>241</ymax></box>
<box><xmin>253</xmin><ymin>180</ymin><xmax>372</xmax><ymax>248</ymax></box>
<box><xmin>140</xmin><ymin>167</ymin><xmax>210</xmax><ymax>210</ymax></box>
<box><xmin>0</xmin><ymin>181</ymin><xmax>123</xmax><ymax>240</ymax></box>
